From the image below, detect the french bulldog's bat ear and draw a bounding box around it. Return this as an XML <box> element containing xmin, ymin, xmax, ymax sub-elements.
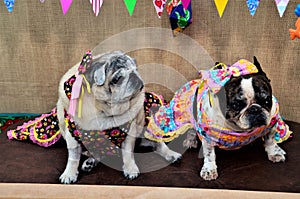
<box><xmin>93</xmin><ymin>62</ymin><xmax>106</xmax><ymax>86</ymax></box>
<box><xmin>253</xmin><ymin>56</ymin><xmax>269</xmax><ymax>80</ymax></box>
<box><xmin>214</xmin><ymin>62</ymin><xmax>223</xmax><ymax>69</ymax></box>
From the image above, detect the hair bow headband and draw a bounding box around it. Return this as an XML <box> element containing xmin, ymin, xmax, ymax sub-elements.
<box><xmin>198</xmin><ymin>59</ymin><xmax>258</xmax><ymax>107</ymax></box>
<box><xmin>199</xmin><ymin>59</ymin><xmax>259</xmax><ymax>94</ymax></box>
<box><xmin>69</xmin><ymin>51</ymin><xmax>93</xmax><ymax>118</ymax></box>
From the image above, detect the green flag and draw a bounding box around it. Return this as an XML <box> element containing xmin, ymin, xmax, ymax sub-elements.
<box><xmin>124</xmin><ymin>0</ymin><xmax>137</xmax><ymax>16</ymax></box>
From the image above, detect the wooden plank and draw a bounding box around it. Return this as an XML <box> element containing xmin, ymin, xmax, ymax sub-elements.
<box><xmin>0</xmin><ymin>183</ymin><xmax>299</xmax><ymax>199</ymax></box>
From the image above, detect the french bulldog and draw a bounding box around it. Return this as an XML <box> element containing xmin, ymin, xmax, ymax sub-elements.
<box><xmin>145</xmin><ymin>57</ymin><xmax>292</xmax><ymax>181</ymax></box>
<box><xmin>57</xmin><ymin>51</ymin><xmax>181</xmax><ymax>184</ymax></box>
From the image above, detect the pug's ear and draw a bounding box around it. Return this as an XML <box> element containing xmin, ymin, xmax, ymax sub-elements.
<box><xmin>93</xmin><ymin>62</ymin><xmax>106</xmax><ymax>86</ymax></box>
<box><xmin>132</xmin><ymin>58</ymin><xmax>137</xmax><ymax>65</ymax></box>
<box><xmin>253</xmin><ymin>56</ymin><xmax>270</xmax><ymax>81</ymax></box>
<box><xmin>85</xmin><ymin>61</ymin><xmax>106</xmax><ymax>86</ymax></box>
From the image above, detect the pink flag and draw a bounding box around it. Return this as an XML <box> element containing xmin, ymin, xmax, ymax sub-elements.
<box><xmin>90</xmin><ymin>0</ymin><xmax>103</xmax><ymax>16</ymax></box>
<box><xmin>181</xmin><ymin>0</ymin><xmax>191</xmax><ymax>10</ymax></box>
<box><xmin>153</xmin><ymin>0</ymin><xmax>166</xmax><ymax>18</ymax></box>
<box><xmin>60</xmin><ymin>0</ymin><xmax>72</xmax><ymax>15</ymax></box>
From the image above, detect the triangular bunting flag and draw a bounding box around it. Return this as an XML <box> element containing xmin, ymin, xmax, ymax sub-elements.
<box><xmin>124</xmin><ymin>0</ymin><xmax>137</xmax><ymax>16</ymax></box>
<box><xmin>60</xmin><ymin>0</ymin><xmax>72</xmax><ymax>15</ymax></box>
<box><xmin>296</xmin><ymin>4</ymin><xmax>300</xmax><ymax>17</ymax></box>
<box><xmin>90</xmin><ymin>0</ymin><xmax>103</xmax><ymax>16</ymax></box>
<box><xmin>4</xmin><ymin>0</ymin><xmax>14</xmax><ymax>12</ymax></box>
<box><xmin>166</xmin><ymin>0</ymin><xmax>192</xmax><ymax>35</ymax></box>
<box><xmin>40</xmin><ymin>0</ymin><xmax>45</xmax><ymax>3</ymax></box>
<box><xmin>153</xmin><ymin>0</ymin><xmax>166</xmax><ymax>18</ymax></box>
<box><xmin>181</xmin><ymin>0</ymin><xmax>190</xmax><ymax>10</ymax></box>
<box><xmin>213</xmin><ymin>0</ymin><xmax>228</xmax><ymax>18</ymax></box>
<box><xmin>247</xmin><ymin>0</ymin><xmax>260</xmax><ymax>16</ymax></box>
<box><xmin>275</xmin><ymin>0</ymin><xmax>289</xmax><ymax>17</ymax></box>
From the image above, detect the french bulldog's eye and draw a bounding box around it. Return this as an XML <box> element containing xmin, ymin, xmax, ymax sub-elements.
<box><xmin>231</xmin><ymin>100</ymin><xmax>246</xmax><ymax>111</ymax></box>
<box><xmin>265</xmin><ymin>97</ymin><xmax>272</xmax><ymax>106</ymax></box>
<box><xmin>232</xmin><ymin>103</ymin><xmax>240</xmax><ymax>111</ymax></box>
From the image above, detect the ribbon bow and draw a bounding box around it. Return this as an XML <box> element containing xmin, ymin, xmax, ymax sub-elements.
<box><xmin>199</xmin><ymin>59</ymin><xmax>259</xmax><ymax>94</ymax></box>
<box><xmin>69</xmin><ymin>51</ymin><xmax>93</xmax><ymax>118</ymax></box>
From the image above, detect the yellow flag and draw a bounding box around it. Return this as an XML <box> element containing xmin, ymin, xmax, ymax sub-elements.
<box><xmin>213</xmin><ymin>0</ymin><xmax>229</xmax><ymax>18</ymax></box>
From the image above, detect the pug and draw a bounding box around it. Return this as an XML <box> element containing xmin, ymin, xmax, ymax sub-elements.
<box><xmin>57</xmin><ymin>51</ymin><xmax>181</xmax><ymax>184</ymax></box>
<box><xmin>145</xmin><ymin>57</ymin><xmax>292</xmax><ymax>181</ymax></box>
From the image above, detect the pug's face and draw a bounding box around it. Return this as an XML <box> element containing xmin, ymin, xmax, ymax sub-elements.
<box><xmin>224</xmin><ymin>57</ymin><xmax>273</xmax><ymax>130</ymax></box>
<box><xmin>85</xmin><ymin>51</ymin><xmax>144</xmax><ymax>116</ymax></box>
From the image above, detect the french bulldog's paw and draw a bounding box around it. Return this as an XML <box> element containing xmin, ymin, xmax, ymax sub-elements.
<box><xmin>164</xmin><ymin>150</ymin><xmax>182</xmax><ymax>163</ymax></box>
<box><xmin>183</xmin><ymin>138</ymin><xmax>198</xmax><ymax>149</ymax></box>
<box><xmin>123</xmin><ymin>163</ymin><xmax>140</xmax><ymax>180</ymax></box>
<box><xmin>81</xmin><ymin>157</ymin><xmax>97</xmax><ymax>172</ymax></box>
<box><xmin>183</xmin><ymin>129</ymin><xmax>198</xmax><ymax>148</ymax></box>
<box><xmin>59</xmin><ymin>170</ymin><xmax>79</xmax><ymax>184</ymax></box>
<box><xmin>200</xmin><ymin>162</ymin><xmax>218</xmax><ymax>181</ymax></box>
<box><xmin>268</xmin><ymin>153</ymin><xmax>286</xmax><ymax>163</ymax></box>
<box><xmin>265</xmin><ymin>145</ymin><xmax>286</xmax><ymax>163</ymax></box>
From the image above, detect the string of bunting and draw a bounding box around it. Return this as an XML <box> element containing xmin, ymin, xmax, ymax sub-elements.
<box><xmin>213</xmin><ymin>0</ymin><xmax>290</xmax><ymax>18</ymax></box>
<box><xmin>1</xmin><ymin>0</ymin><xmax>293</xmax><ymax>34</ymax></box>
<box><xmin>2</xmin><ymin>0</ymin><xmax>292</xmax><ymax>17</ymax></box>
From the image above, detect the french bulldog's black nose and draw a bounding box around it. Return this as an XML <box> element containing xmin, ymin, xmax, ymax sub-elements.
<box><xmin>247</xmin><ymin>105</ymin><xmax>267</xmax><ymax>127</ymax></box>
<box><xmin>248</xmin><ymin>105</ymin><xmax>261</xmax><ymax>114</ymax></box>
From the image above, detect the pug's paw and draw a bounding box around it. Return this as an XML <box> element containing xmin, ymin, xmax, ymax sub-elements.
<box><xmin>200</xmin><ymin>162</ymin><xmax>218</xmax><ymax>181</ymax></box>
<box><xmin>123</xmin><ymin>162</ymin><xmax>140</xmax><ymax>180</ymax></box>
<box><xmin>164</xmin><ymin>150</ymin><xmax>182</xmax><ymax>163</ymax></box>
<box><xmin>265</xmin><ymin>144</ymin><xmax>286</xmax><ymax>163</ymax></box>
<box><xmin>59</xmin><ymin>170</ymin><xmax>79</xmax><ymax>184</ymax></box>
<box><xmin>81</xmin><ymin>157</ymin><xmax>98</xmax><ymax>172</ymax></box>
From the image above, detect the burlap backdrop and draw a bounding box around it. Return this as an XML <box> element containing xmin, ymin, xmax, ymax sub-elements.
<box><xmin>0</xmin><ymin>0</ymin><xmax>299</xmax><ymax>122</ymax></box>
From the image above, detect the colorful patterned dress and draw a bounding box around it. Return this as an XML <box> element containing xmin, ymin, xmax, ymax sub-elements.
<box><xmin>145</xmin><ymin>60</ymin><xmax>292</xmax><ymax>149</ymax></box>
<box><xmin>7</xmin><ymin>74</ymin><xmax>165</xmax><ymax>158</ymax></box>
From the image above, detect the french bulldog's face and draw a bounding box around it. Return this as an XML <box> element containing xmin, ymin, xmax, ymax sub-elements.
<box><xmin>224</xmin><ymin>57</ymin><xmax>273</xmax><ymax>130</ymax></box>
<box><xmin>85</xmin><ymin>51</ymin><xmax>144</xmax><ymax>116</ymax></box>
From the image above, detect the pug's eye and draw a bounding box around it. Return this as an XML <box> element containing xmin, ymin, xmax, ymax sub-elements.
<box><xmin>111</xmin><ymin>75</ymin><xmax>123</xmax><ymax>84</ymax></box>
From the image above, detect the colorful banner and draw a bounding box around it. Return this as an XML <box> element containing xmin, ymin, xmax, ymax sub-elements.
<box><xmin>153</xmin><ymin>0</ymin><xmax>166</xmax><ymax>18</ymax></box>
<box><xmin>213</xmin><ymin>0</ymin><xmax>228</xmax><ymax>18</ymax></box>
<box><xmin>247</xmin><ymin>0</ymin><xmax>260</xmax><ymax>16</ymax></box>
<box><xmin>124</xmin><ymin>0</ymin><xmax>137</xmax><ymax>16</ymax></box>
<box><xmin>275</xmin><ymin>0</ymin><xmax>289</xmax><ymax>17</ymax></box>
<box><xmin>60</xmin><ymin>0</ymin><xmax>72</xmax><ymax>15</ymax></box>
<box><xmin>90</xmin><ymin>0</ymin><xmax>103</xmax><ymax>16</ymax></box>
<box><xmin>3</xmin><ymin>0</ymin><xmax>14</xmax><ymax>12</ymax></box>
